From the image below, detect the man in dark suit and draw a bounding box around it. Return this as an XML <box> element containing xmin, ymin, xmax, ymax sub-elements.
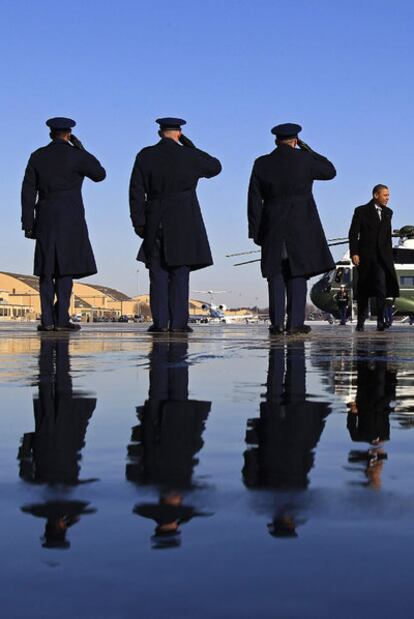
<box><xmin>21</xmin><ymin>117</ymin><xmax>106</xmax><ymax>331</ymax></box>
<box><xmin>349</xmin><ymin>184</ymin><xmax>400</xmax><ymax>331</ymax></box>
<box><xmin>129</xmin><ymin>118</ymin><xmax>221</xmax><ymax>333</ymax></box>
<box><xmin>248</xmin><ymin>123</ymin><xmax>336</xmax><ymax>335</ymax></box>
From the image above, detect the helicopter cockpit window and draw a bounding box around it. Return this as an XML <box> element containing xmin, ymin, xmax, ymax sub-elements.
<box><xmin>334</xmin><ymin>267</ymin><xmax>351</xmax><ymax>285</ymax></box>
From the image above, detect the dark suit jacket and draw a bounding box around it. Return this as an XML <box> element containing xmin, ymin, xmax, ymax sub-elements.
<box><xmin>129</xmin><ymin>137</ymin><xmax>221</xmax><ymax>270</ymax></box>
<box><xmin>248</xmin><ymin>144</ymin><xmax>336</xmax><ymax>278</ymax></box>
<box><xmin>21</xmin><ymin>139</ymin><xmax>105</xmax><ymax>277</ymax></box>
<box><xmin>348</xmin><ymin>200</ymin><xmax>399</xmax><ymax>298</ymax></box>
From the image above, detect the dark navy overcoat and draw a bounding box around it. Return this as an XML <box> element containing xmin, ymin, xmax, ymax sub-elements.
<box><xmin>21</xmin><ymin>139</ymin><xmax>106</xmax><ymax>278</ymax></box>
<box><xmin>129</xmin><ymin>137</ymin><xmax>221</xmax><ymax>270</ymax></box>
<box><xmin>349</xmin><ymin>200</ymin><xmax>399</xmax><ymax>299</ymax></box>
<box><xmin>248</xmin><ymin>144</ymin><xmax>336</xmax><ymax>278</ymax></box>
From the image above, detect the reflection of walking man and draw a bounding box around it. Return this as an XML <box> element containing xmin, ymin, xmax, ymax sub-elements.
<box><xmin>347</xmin><ymin>348</ymin><xmax>396</xmax><ymax>489</ymax></box>
<box><xmin>349</xmin><ymin>184</ymin><xmax>399</xmax><ymax>331</ymax></box>
<box><xmin>21</xmin><ymin>118</ymin><xmax>106</xmax><ymax>332</ymax></box>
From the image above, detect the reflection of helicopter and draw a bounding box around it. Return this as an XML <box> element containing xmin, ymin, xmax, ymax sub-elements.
<box><xmin>310</xmin><ymin>226</ymin><xmax>414</xmax><ymax>320</ymax></box>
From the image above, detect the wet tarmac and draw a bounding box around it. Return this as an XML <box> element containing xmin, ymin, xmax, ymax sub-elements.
<box><xmin>1</xmin><ymin>323</ymin><xmax>414</xmax><ymax>619</ymax></box>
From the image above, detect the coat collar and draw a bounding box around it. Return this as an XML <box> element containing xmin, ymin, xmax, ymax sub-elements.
<box><xmin>159</xmin><ymin>137</ymin><xmax>181</xmax><ymax>147</ymax></box>
<box><xmin>366</xmin><ymin>198</ymin><xmax>390</xmax><ymax>226</ymax></box>
<box><xmin>49</xmin><ymin>138</ymin><xmax>70</xmax><ymax>146</ymax></box>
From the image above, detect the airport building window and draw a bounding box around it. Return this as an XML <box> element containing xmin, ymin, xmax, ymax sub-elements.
<box><xmin>400</xmin><ymin>276</ymin><xmax>414</xmax><ymax>286</ymax></box>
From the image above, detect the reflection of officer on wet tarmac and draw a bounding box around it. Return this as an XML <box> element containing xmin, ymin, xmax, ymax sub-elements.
<box><xmin>243</xmin><ymin>342</ymin><xmax>330</xmax><ymax>537</ymax></box>
<box><xmin>127</xmin><ymin>340</ymin><xmax>211</xmax><ymax>548</ymax></box>
<box><xmin>347</xmin><ymin>349</ymin><xmax>396</xmax><ymax>489</ymax></box>
<box><xmin>21</xmin><ymin>118</ymin><xmax>106</xmax><ymax>332</ymax></box>
<box><xmin>248</xmin><ymin>123</ymin><xmax>336</xmax><ymax>336</ymax></box>
<box><xmin>129</xmin><ymin>118</ymin><xmax>221</xmax><ymax>334</ymax></box>
<box><xmin>18</xmin><ymin>337</ymin><xmax>97</xmax><ymax>547</ymax></box>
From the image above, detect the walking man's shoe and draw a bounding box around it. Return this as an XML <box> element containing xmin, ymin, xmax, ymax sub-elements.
<box><xmin>37</xmin><ymin>324</ymin><xmax>54</xmax><ymax>332</ymax></box>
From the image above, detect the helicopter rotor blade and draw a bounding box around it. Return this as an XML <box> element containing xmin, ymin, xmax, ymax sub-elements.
<box><xmin>234</xmin><ymin>259</ymin><xmax>261</xmax><ymax>266</ymax></box>
<box><xmin>225</xmin><ymin>250</ymin><xmax>261</xmax><ymax>257</ymax></box>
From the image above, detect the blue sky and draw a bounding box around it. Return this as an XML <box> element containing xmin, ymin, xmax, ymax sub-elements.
<box><xmin>1</xmin><ymin>0</ymin><xmax>413</xmax><ymax>305</ymax></box>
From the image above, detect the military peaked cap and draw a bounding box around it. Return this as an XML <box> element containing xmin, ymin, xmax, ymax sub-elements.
<box><xmin>271</xmin><ymin>123</ymin><xmax>302</xmax><ymax>138</ymax></box>
<box><xmin>46</xmin><ymin>117</ymin><xmax>76</xmax><ymax>130</ymax></box>
<box><xmin>156</xmin><ymin>117</ymin><xmax>186</xmax><ymax>130</ymax></box>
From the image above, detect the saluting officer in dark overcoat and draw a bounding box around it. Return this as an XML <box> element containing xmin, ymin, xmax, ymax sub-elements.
<box><xmin>21</xmin><ymin>117</ymin><xmax>106</xmax><ymax>331</ymax></box>
<box><xmin>348</xmin><ymin>184</ymin><xmax>399</xmax><ymax>331</ymax></box>
<box><xmin>129</xmin><ymin>118</ymin><xmax>221</xmax><ymax>333</ymax></box>
<box><xmin>248</xmin><ymin>123</ymin><xmax>336</xmax><ymax>335</ymax></box>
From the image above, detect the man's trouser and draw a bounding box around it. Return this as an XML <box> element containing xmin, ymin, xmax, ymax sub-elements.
<box><xmin>338</xmin><ymin>303</ymin><xmax>348</xmax><ymax>323</ymax></box>
<box><xmin>39</xmin><ymin>275</ymin><xmax>73</xmax><ymax>327</ymax></box>
<box><xmin>357</xmin><ymin>261</ymin><xmax>387</xmax><ymax>326</ymax></box>
<box><xmin>149</xmin><ymin>241</ymin><xmax>190</xmax><ymax>330</ymax></box>
<box><xmin>267</xmin><ymin>260</ymin><xmax>307</xmax><ymax>329</ymax></box>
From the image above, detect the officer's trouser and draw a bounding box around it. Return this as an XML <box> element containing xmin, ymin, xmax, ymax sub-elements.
<box><xmin>267</xmin><ymin>260</ymin><xmax>307</xmax><ymax>329</ymax></box>
<box><xmin>357</xmin><ymin>261</ymin><xmax>386</xmax><ymax>325</ymax></box>
<box><xmin>39</xmin><ymin>275</ymin><xmax>73</xmax><ymax>327</ymax></box>
<box><xmin>149</xmin><ymin>241</ymin><xmax>190</xmax><ymax>330</ymax></box>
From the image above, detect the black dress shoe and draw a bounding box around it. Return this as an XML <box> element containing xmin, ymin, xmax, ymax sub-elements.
<box><xmin>147</xmin><ymin>325</ymin><xmax>169</xmax><ymax>333</ymax></box>
<box><xmin>287</xmin><ymin>325</ymin><xmax>311</xmax><ymax>335</ymax></box>
<box><xmin>377</xmin><ymin>323</ymin><xmax>385</xmax><ymax>332</ymax></box>
<box><xmin>355</xmin><ymin>324</ymin><xmax>364</xmax><ymax>332</ymax></box>
<box><xmin>269</xmin><ymin>325</ymin><xmax>284</xmax><ymax>335</ymax></box>
<box><xmin>170</xmin><ymin>326</ymin><xmax>193</xmax><ymax>333</ymax></box>
<box><xmin>37</xmin><ymin>324</ymin><xmax>54</xmax><ymax>332</ymax></box>
<box><xmin>55</xmin><ymin>323</ymin><xmax>81</xmax><ymax>332</ymax></box>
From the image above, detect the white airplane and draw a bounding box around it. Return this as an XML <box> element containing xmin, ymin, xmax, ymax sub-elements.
<box><xmin>191</xmin><ymin>290</ymin><xmax>256</xmax><ymax>323</ymax></box>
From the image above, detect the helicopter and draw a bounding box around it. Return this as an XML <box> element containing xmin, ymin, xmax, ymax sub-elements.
<box><xmin>227</xmin><ymin>226</ymin><xmax>414</xmax><ymax>322</ymax></box>
<box><xmin>310</xmin><ymin>226</ymin><xmax>414</xmax><ymax>321</ymax></box>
